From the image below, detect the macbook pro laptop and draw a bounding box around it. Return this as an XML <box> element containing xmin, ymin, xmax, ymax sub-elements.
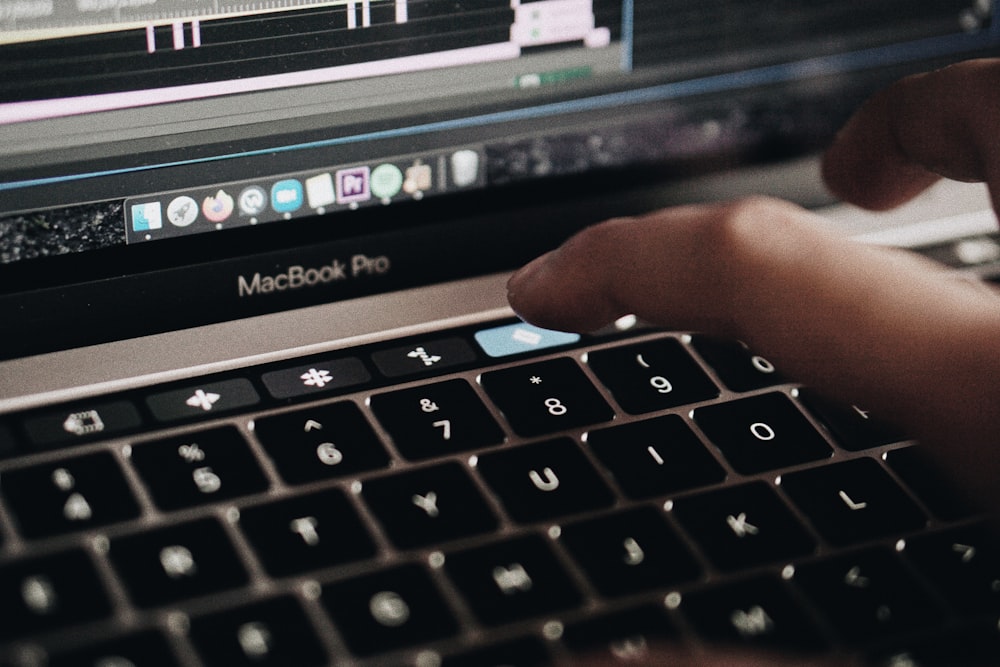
<box><xmin>1</xmin><ymin>2</ymin><xmax>999</xmax><ymax>665</ymax></box>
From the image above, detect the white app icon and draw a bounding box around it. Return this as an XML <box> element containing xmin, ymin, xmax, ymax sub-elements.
<box><xmin>306</xmin><ymin>173</ymin><xmax>336</xmax><ymax>209</ymax></box>
<box><xmin>450</xmin><ymin>149</ymin><xmax>480</xmax><ymax>187</ymax></box>
<box><xmin>166</xmin><ymin>196</ymin><xmax>198</xmax><ymax>227</ymax></box>
<box><xmin>238</xmin><ymin>186</ymin><xmax>267</xmax><ymax>216</ymax></box>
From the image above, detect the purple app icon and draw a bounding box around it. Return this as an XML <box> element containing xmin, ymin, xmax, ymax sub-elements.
<box><xmin>336</xmin><ymin>167</ymin><xmax>371</xmax><ymax>204</ymax></box>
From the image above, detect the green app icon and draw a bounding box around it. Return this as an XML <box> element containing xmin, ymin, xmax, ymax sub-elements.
<box><xmin>371</xmin><ymin>163</ymin><xmax>404</xmax><ymax>200</ymax></box>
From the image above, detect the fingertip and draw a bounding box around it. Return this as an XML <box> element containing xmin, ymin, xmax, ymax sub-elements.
<box><xmin>820</xmin><ymin>60</ymin><xmax>1000</xmax><ymax>210</ymax></box>
<box><xmin>820</xmin><ymin>92</ymin><xmax>923</xmax><ymax>211</ymax></box>
<box><xmin>822</xmin><ymin>138</ymin><xmax>937</xmax><ymax>211</ymax></box>
<box><xmin>506</xmin><ymin>252</ymin><xmax>555</xmax><ymax>327</ymax></box>
<box><xmin>506</xmin><ymin>252</ymin><xmax>551</xmax><ymax>301</ymax></box>
<box><xmin>505</xmin><ymin>235</ymin><xmax>623</xmax><ymax>333</ymax></box>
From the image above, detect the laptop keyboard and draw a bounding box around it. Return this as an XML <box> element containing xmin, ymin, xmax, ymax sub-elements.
<box><xmin>1</xmin><ymin>320</ymin><xmax>998</xmax><ymax>667</ymax></box>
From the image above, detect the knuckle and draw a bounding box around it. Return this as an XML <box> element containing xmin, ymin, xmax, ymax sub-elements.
<box><xmin>708</xmin><ymin>196</ymin><xmax>803</xmax><ymax>255</ymax></box>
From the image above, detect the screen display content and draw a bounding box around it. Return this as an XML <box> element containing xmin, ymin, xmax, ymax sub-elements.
<box><xmin>0</xmin><ymin>0</ymin><xmax>996</xmax><ymax>353</ymax></box>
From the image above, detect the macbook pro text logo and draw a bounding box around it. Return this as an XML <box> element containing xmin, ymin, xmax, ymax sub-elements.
<box><xmin>237</xmin><ymin>255</ymin><xmax>390</xmax><ymax>297</ymax></box>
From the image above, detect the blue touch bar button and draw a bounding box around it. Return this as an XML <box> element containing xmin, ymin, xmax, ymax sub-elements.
<box><xmin>474</xmin><ymin>323</ymin><xmax>580</xmax><ymax>358</ymax></box>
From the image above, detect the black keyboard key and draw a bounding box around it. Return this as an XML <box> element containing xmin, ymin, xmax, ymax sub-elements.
<box><xmin>145</xmin><ymin>378</ymin><xmax>260</xmax><ymax>422</ymax></box>
<box><xmin>130</xmin><ymin>426</ymin><xmax>268</xmax><ymax>510</ymax></box>
<box><xmin>475</xmin><ymin>438</ymin><xmax>613</xmax><ymax>523</ymax></box>
<box><xmin>780</xmin><ymin>458</ymin><xmax>927</xmax><ymax>547</ymax></box>
<box><xmin>443</xmin><ymin>636</ymin><xmax>550</xmax><ymax>667</ymax></box>
<box><xmin>562</xmin><ymin>605</ymin><xmax>678</xmax><ymax>661</ymax></box>
<box><xmin>109</xmin><ymin>518</ymin><xmax>248</xmax><ymax>608</ymax></box>
<box><xmin>0</xmin><ymin>549</ymin><xmax>110</xmax><ymax>640</ymax></box>
<box><xmin>671</xmin><ymin>482</ymin><xmax>815</xmax><ymax>571</ymax></box>
<box><xmin>2</xmin><ymin>451</ymin><xmax>140</xmax><ymax>539</ymax></box>
<box><xmin>797</xmin><ymin>387</ymin><xmax>907</xmax><ymax>452</ymax></box>
<box><xmin>253</xmin><ymin>402</ymin><xmax>389</xmax><ymax>484</ymax></box>
<box><xmin>560</xmin><ymin>507</ymin><xmax>701</xmax><ymax>597</ymax></box>
<box><xmin>23</xmin><ymin>400</ymin><xmax>142</xmax><ymax>447</ymax></box>
<box><xmin>689</xmin><ymin>336</ymin><xmax>785</xmax><ymax>391</ymax></box>
<box><xmin>238</xmin><ymin>488</ymin><xmax>376</xmax><ymax>577</ymax></box>
<box><xmin>902</xmin><ymin>524</ymin><xmax>1000</xmax><ymax>615</ymax></box>
<box><xmin>479</xmin><ymin>357</ymin><xmax>614</xmax><ymax>437</ymax></box>
<box><xmin>48</xmin><ymin>630</ymin><xmax>178</xmax><ymax>667</ymax></box>
<box><xmin>585</xmin><ymin>415</ymin><xmax>726</xmax><ymax>499</ymax></box>
<box><xmin>190</xmin><ymin>596</ymin><xmax>327</xmax><ymax>667</ymax></box>
<box><xmin>791</xmin><ymin>547</ymin><xmax>942</xmax><ymax>643</ymax></box>
<box><xmin>444</xmin><ymin>534</ymin><xmax>582</xmax><ymax>626</ymax></box>
<box><xmin>679</xmin><ymin>576</ymin><xmax>826</xmax><ymax>651</ymax></box>
<box><xmin>361</xmin><ymin>462</ymin><xmax>498</xmax><ymax>549</ymax></box>
<box><xmin>693</xmin><ymin>392</ymin><xmax>832</xmax><ymax>474</ymax></box>
<box><xmin>369</xmin><ymin>379</ymin><xmax>504</xmax><ymax>460</ymax></box>
<box><xmin>587</xmin><ymin>338</ymin><xmax>719</xmax><ymax>414</ymax></box>
<box><xmin>884</xmin><ymin>446</ymin><xmax>975</xmax><ymax>521</ymax></box>
<box><xmin>321</xmin><ymin>564</ymin><xmax>457</xmax><ymax>656</ymax></box>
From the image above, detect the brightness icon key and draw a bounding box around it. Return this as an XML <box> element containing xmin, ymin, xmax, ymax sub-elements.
<box><xmin>260</xmin><ymin>357</ymin><xmax>371</xmax><ymax>399</ymax></box>
<box><xmin>300</xmin><ymin>368</ymin><xmax>333</xmax><ymax>388</ymax></box>
<box><xmin>146</xmin><ymin>379</ymin><xmax>261</xmax><ymax>423</ymax></box>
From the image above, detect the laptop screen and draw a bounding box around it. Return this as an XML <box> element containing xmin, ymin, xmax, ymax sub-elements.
<box><xmin>0</xmin><ymin>0</ymin><xmax>995</xmax><ymax>357</ymax></box>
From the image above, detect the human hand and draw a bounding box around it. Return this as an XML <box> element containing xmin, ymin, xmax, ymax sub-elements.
<box><xmin>508</xmin><ymin>60</ymin><xmax>1000</xmax><ymax>666</ymax></box>
<box><xmin>508</xmin><ymin>58</ymin><xmax>1000</xmax><ymax>513</ymax></box>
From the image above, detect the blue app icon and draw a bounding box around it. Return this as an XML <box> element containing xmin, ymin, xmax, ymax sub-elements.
<box><xmin>131</xmin><ymin>202</ymin><xmax>163</xmax><ymax>231</ymax></box>
<box><xmin>271</xmin><ymin>179</ymin><xmax>303</xmax><ymax>213</ymax></box>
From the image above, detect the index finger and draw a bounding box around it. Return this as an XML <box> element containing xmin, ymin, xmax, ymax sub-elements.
<box><xmin>822</xmin><ymin>58</ymin><xmax>1000</xmax><ymax>211</ymax></box>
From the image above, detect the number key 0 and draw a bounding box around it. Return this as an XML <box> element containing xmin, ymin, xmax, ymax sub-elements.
<box><xmin>693</xmin><ymin>393</ymin><xmax>831</xmax><ymax>474</ymax></box>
